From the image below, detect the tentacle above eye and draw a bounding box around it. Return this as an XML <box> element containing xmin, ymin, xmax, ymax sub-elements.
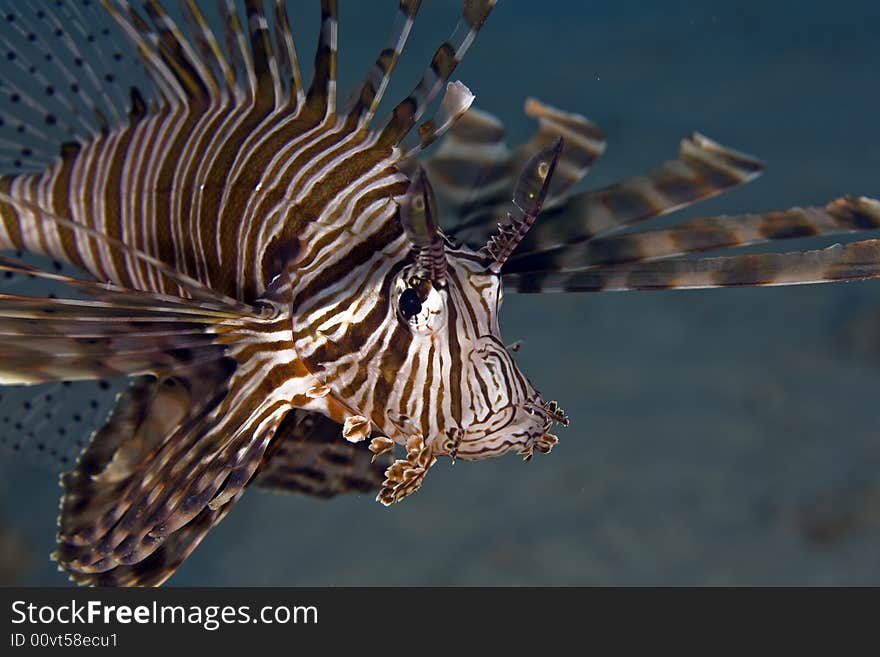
<box><xmin>482</xmin><ymin>136</ymin><xmax>564</xmax><ymax>272</ymax></box>
<box><xmin>399</xmin><ymin>166</ymin><xmax>447</xmax><ymax>287</ymax></box>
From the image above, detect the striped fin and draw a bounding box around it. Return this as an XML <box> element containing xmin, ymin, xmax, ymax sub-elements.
<box><xmin>512</xmin><ymin>98</ymin><xmax>606</xmax><ymax>206</ymax></box>
<box><xmin>0</xmin><ymin>296</ymin><xmax>227</xmax><ymax>385</ymax></box>
<box><xmin>53</xmin><ymin>360</ymin><xmax>281</xmax><ymax>586</ymax></box>
<box><xmin>0</xmin><ymin>253</ymin><xmax>242</xmax><ymax>314</ymax></box>
<box><xmin>101</xmin><ymin>0</ymin><xmax>189</xmax><ymax>104</ymax></box>
<box><xmin>505</xmin><ymin>239</ymin><xmax>880</xmax><ymax>293</ymax></box>
<box><xmin>0</xmin><ymin>249</ymin><xmax>248</xmax><ymax>385</ymax></box>
<box><xmin>345</xmin><ymin>0</ymin><xmax>422</xmax><ymax>128</ymax></box>
<box><xmin>506</xmin><ymin>133</ymin><xmax>765</xmax><ymax>257</ymax></box>
<box><xmin>428</xmin><ymin>100</ymin><xmax>605</xmax><ymax>244</ymax></box>
<box><xmin>136</xmin><ymin>0</ymin><xmax>278</xmax><ymax>106</ymax></box>
<box><xmin>0</xmin><ymin>309</ymin><xmax>231</xmax><ymax>386</ymax></box>
<box><xmin>219</xmin><ymin>0</ymin><xmax>257</xmax><ymax>101</ymax></box>
<box><xmin>0</xmin><ymin>188</ymin><xmax>247</xmax><ymax>309</ymax></box>
<box><xmin>420</xmin><ymin>105</ymin><xmax>508</xmax><ymax>207</ymax></box>
<box><xmin>140</xmin><ymin>0</ymin><xmax>214</xmax><ymax>103</ymax></box>
<box><xmin>303</xmin><ymin>0</ymin><xmax>339</xmax><ymax>119</ymax></box>
<box><xmin>377</xmin><ymin>0</ymin><xmax>496</xmax><ymax>148</ymax></box>
<box><xmin>179</xmin><ymin>0</ymin><xmax>236</xmax><ymax>97</ymax></box>
<box><xmin>506</xmin><ymin>196</ymin><xmax>880</xmax><ymax>273</ymax></box>
<box><xmin>243</xmin><ymin>0</ymin><xmax>282</xmax><ymax>108</ymax></box>
<box><xmin>401</xmin><ymin>80</ymin><xmax>475</xmax><ymax>158</ymax></box>
<box><xmin>272</xmin><ymin>0</ymin><xmax>305</xmax><ymax>108</ymax></box>
<box><xmin>254</xmin><ymin>410</ymin><xmax>391</xmax><ymax>499</ymax></box>
<box><xmin>47</xmin><ymin>275</ymin><xmax>299</xmax><ymax>584</ymax></box>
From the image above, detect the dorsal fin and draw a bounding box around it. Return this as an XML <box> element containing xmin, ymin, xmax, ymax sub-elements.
<box><xmin>179</xmin><ymin>0</ymin><xmax>237</xmax><ymax>98</ymax></box>
<box><xmin>303</xmin><ymin>0</ymin><xmax>339</xmax><ymax>119</ymax></box>
<box><xmin>141</xmin><ymin>0</ymin><xmax>213</xmax><ymax>104</ymax></box>
<box><xmin>100</xmin><ymin>1</ymin><xmax>178</xmax><ymax>104</ymax></box>
<box><xmin>219</xmin><ymin>0</ymin><xmax>257</xmax><ymax>101</ymax></box>
<box><xmin>377</xmin><ymin>0</ymin><xmax>496</xmax><ymax>149</ymax></box>
<box><xmin>512</xmin><ymin>99</ymin><xmax>607</xmax><ymax>207</ymax></box>
<box><xmin>272</xmin><ymin>0</ymin><xmax>305</xmax><ymax>109</ymax></box>
<box><xmin>432</xmin><ymin>100</ymin><xmax>608</xmax><ymax>245</ymax></box>
<box><xmin>505</xmin><ymin>196</ymin><xmax>880</xmax><ymax>274</ymax></box>
<box><xmin>401</xmin><ymin>80</ymin><xmax>475</xmax><ymax>159</ymax></box>
<box><xmin>508</xmin><ymin>133</ymin><xmax>766</xmax><ymax>258</ymax></box>
<box><xmin>504</xmin><ymin>239</ymin><xmax>880</xmax><ymax>293</ymax></box>
<box><xmin>418</xmin><ymin>106</ymin><xmax>510</xmax><ymax>219</ymax></box>
<box><xmin>243</xmin><ymin>0</ymin><xmax>282</xmax><ymax>109</ymax></box>
<box><xmin>344</xmin><ymin>0</ymin><xmax>423</xmax><ymax>129</ymax></box>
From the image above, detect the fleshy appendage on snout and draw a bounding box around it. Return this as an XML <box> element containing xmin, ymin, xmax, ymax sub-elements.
<box><xmin>371</xmin><ymin>396</ymin><xmax>569</xmax><ymax>506</ymax></box>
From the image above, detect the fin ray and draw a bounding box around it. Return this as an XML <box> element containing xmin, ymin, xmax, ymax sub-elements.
<box><xmin>272</xmin><ymin>0</ymin><xmax>305</xmax><ymax>107</ymax></box>
<box><xmin>0</xmin><ymin>189</ymin><xmax>249</xmax><ymax>309</ymax></box>
<box><xmin>429</xmin><ymin>100</ymin><xmax>605</xmax><ymax>245</ymax></box>
<box><xmin>505</xmin><ymin>239</ymin><xmax>880</xmax><ymax>292</ymax></box>
<box><xmin>303</xmin><ymin>0</ymin><xmax>339</xmax><ymax>118</ymax></box>
<box><xmin>506</xmin><ymin>196</ymin><xmax>880</xmax><ymax>273</ymax></box>
<box><xmin>506</xmin><ymin>133</ymin><xmax>765</xmax><ymax>258</ymax></box>
<box><xmin>254</xmin><ymin>410</ymin><xmax>390</xmax><ymax>499</ymax></box>
<box><xmin>345</xmin><ymin>0</ymin><xmax>422</xmax><ymax>128</ymax></box>
<box><xmin>54</xmin><ymin>361</ymin><xmax>284</xmax><ymax>586</ymax></box>
<box><xmin>377</xmin><ymin>0</ymin><xmax>496</xmax><ymax>148</ymax></box>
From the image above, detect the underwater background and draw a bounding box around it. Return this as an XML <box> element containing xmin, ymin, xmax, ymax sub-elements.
<box><xmin>1</xmin><ymin>0</ymin><xmax>879</xmax><ymax>585</ymax></box>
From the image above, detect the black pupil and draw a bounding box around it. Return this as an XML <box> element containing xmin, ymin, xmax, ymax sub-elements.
<box><xmin>399</xmin><ymin>288</ymin><xmax>422</xmax><ymax>320</ymax></box>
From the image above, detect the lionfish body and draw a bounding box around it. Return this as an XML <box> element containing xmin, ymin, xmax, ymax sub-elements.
<box><xmin>0</xmin><ymin>1</ymin><xmax>879</xmax><ymax>585</ymax></box>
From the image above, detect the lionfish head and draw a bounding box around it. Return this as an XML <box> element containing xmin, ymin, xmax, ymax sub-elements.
<box><xmin>393</xmin><ymin>139</ymin><xmax>569</xmax><ymax>461</ymax></box>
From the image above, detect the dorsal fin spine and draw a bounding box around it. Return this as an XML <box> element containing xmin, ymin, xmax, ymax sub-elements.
<box><xmin>272</xmin><ymin>0</ymin><xmax>305</xmax><ymax>109</ymax></box>
<box><xmin>304</xmin><ymin>0</ymin><xmax>339</xmax><ymax>119</ymax></box>
<box><xmin>344</xmin><ymin>0</ymin><xmax>423</xmax><ymax>129</ymax></box>
<box><xmin>377</xmin><ymin>0</ymin><xmax>497</xmax><ymax>149</ymax></box>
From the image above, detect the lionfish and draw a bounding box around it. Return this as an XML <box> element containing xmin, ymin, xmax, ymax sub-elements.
<box><xmin>1</xmin><ymin>0</ymin><xmax>879</xmax><ymax>586</ymax></box>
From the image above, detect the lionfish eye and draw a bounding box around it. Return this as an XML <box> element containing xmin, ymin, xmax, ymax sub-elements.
<box><xmin>398</xmin><ymin>287</ymin><xmax>423</xmax><ymax>320</ymax></box>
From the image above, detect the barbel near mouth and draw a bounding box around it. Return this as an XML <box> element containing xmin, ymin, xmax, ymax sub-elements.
<box><xmin>524</xmin><ymin>397</ymin><xmax>570</xmax><ymax>428</ymax></box>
